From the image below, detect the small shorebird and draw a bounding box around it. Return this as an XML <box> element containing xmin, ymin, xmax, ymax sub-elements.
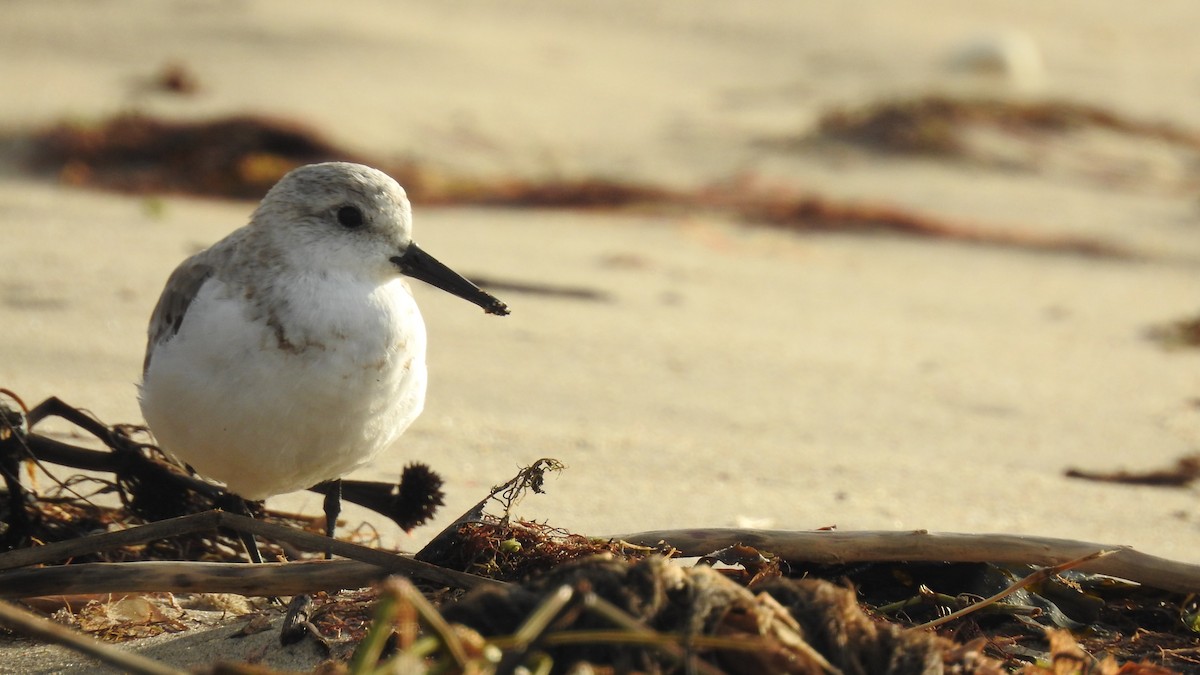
<box><xmin>138</xmin><ymin>162</ymin><xmax>509</xmax><ymax>557</ymax></box>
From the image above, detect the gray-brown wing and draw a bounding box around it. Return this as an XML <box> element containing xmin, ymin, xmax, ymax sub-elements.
<box><xmin>143</xmin><ymin>258</ymin><xmax>216</xmax><ymax>374</ymax></box>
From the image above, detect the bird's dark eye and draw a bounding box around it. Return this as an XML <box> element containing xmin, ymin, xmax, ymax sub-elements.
<box><xmin>336</xmin><ymin>205</ymin><xmax>364</xmax><ymax>228</ymax></box>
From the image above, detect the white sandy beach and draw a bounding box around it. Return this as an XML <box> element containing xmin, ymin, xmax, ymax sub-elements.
<box><xmin>1</xmin><ymin>1</ymin><xmax>1199</xmax><ymax>671</ymax></box>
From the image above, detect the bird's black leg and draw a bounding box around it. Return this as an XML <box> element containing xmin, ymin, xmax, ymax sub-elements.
<box><xmin>216</xmin><ymin>493</ymin><xmax>264</xmax><ymax>564</ymax></box>
<box><xmin>322</xmin><ymin>478</ymin><xmax>342</xmax><ymax>560</ymax></box>
<box><xmin>237</xmin><ymin>498</ymin><xmax>265</xmax><ymax>564</ymax></box>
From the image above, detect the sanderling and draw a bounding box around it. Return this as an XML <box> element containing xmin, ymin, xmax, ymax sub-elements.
<box><xmin>138</xmin><ymin>162</ymin><xmax>508</xmax><ymax>553</ymax></box>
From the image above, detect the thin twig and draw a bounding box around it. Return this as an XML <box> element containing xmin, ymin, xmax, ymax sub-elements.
<box><xmin>0</xmin><ymin>511</ymin><xmax>224</xmax><ymax>571</ymax></box>
<box><xmin>915</xmin><ymin>548</ymin><xmax>1117</xmax><ymax>630</ymax></box>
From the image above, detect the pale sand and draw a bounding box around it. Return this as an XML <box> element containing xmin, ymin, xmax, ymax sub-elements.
<box><xmin>1</xmin><ymin>1</ymin><xmax>1199</xmax><ymax>671</ymax></box>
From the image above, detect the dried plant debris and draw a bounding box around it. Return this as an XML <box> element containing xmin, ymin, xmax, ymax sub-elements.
<box><xmin>434</xmin><ymin>556</ymin><xmax>956</xmax><ymax>674</ymax></box>
<box><xmin>3</xmin><ymin>390</ymin><xmax>1200</xmax><ymax>672</ymax></box>
<box><xmin>415</xmin><ymin>458</ymin><xmax>575</xmax><ymax>571</ymax></box>
<box><xmin>0</xmin><ymin>393</ymin><xmax>443</xmax><ymax>562</ymax></box>
<box><xmin>20</xmin><ymin>113</ymin><xmax>672</xmax><ymax>208</ymax></box>
<box><xmin>712</xmin><ymin>183</ymin><xmax>1126</xmax><ymax>258</ymax></box>
<box><xmin>408</xmin><ymin>521</ymin><xmax>1199</xmax><ymax>670</ymax></box>
<box><xmin>433</xmin><ymin>177</ymin><xmax>674</xmax><ymax>209</ymax></box>
<box><xmin>150</xmin><ymin>62</ymin><xmax>201</xmax><ymax>95</ymax></box>
<box><xmin>812</xmin><ymin>95</ymin><xmax>1200</xmax><ymax>193</ymax></box>
<box><xmin>428</xmin><ymin>519</ymin><xmax>650</xmax><ymax>583</ymax></box>
<box><xmin>16</xmin><ymin>111</ymin><xmax>1129</xmax><ymax>257</ymax></box>
<box><xmin>1146</xmin><ymin>313</ymin><xmax>1200</xmax><ymax>350</ymax></box>
<box><xmin>26</xmin><ymin>114</ymin><xmax>370</xmax><ymax>199</ymax></box>
<box><xmin>818</xmin><ymin>96</ymin><xmax>1200</xmax><ymax>156</ymax></box>
<box><xmin>377</xmin><ymin>554</ymin><xmax>1197</xmax><ymax>673</ymax></box>
<box><xmin>1065</xmin><ymin>454</ymin><xmax>1200</xmax><ymax>488</ymax></box>
<box><xmin>783</xmin><ymin>559</ymin><xmax>1200</xmax><ymax>672</ymax></box>
<box><xmin>277</xmin><ymin>590</ymin><xmax>387</xmax><ymax>660</ymax></box>
<box><xmin>62</xmin><ymin>594</ymin><xmax>189</xmax><ymax>642</ymax></box>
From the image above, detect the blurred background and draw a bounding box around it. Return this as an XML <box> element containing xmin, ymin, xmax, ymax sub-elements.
<box><xmin>1</xmin><ymin>1</ymin><xmax>1198</xmax><ymax>560</ymax></box>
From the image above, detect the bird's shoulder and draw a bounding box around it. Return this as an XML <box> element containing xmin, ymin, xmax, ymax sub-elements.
<box><xmin>143</xmin><ymin>229</ymin><xmax>249</xmax><ymax>373</ymax></box>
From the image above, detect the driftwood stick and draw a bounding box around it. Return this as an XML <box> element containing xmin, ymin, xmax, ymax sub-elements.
<box><xmin>613</xmin><ymin>529</ymin><xmax>1200</xmax><ymax>593</ymax></box>
<box><xmin>228</xmin><ymin>512</ymin><xmax>498</xmax><ymax>590</ymax></box>
<box><xmin>0</xmin><ymin>510</ymin><xmax>498</xmax><ymax>595</ymax></box>
<box><xmin>0</xmin><ymin>559</ymin><xmax>384</xmax><ymax>599</ymax></box>
<box><xmin>0</xmin><ymin>511</ymin><xmax>224</xmax><ymax>571</ymax></box>
<box><xmin>0</xmin><ymin>599</ymin><xmax>183</xmax><ymax>675</ymax></box>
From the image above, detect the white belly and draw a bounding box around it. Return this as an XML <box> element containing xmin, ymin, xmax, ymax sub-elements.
<box><xmin>139</xmin><ymin>276</ymin><xmax>427</xmax><ymax>500</ymax></box>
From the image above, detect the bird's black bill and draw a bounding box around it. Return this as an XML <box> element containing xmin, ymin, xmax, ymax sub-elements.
<box><xmin>392</xmin><ymin>243</ymin><xmax>510</xmax><ymax>316</ymax></box>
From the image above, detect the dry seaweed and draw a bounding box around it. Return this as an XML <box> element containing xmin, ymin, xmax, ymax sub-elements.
<box><xmin>368</xmin><ymin>553</ymin><xmax>1195</xmax><ymax>673</ymax></box>
<box><xmin>437</xmin><ymin>555</ymin><xmax>958</xmax><ymax>674</ymax></box>
<box><xmin>429</xmin><ymin>519</ymin><xmax>650</xmax><ymax>583</ymax></box>
<box><xmin>149</xmin><ymin>62</ymin><xmax>201</xmax><ymax>96</ymax></box>
<box><xmin>805</xmin><ymin>95</ymin><xmax>1200</xmax><ymax>199</ymax></box>
<box><xmin>27</xmin><ymin>114</ymin><xmax>367</xmax><ymax>199</ymax></box>
<box><xmin>15</xmin><ymin>111</ymin><xmax>1133</xmax><ymax>258</ymax></box>
<box><xmin>1146</xmin><ymin>313</ymin><xmax>1200</xmax><ymax>350</ymax></box>
<box><xmin>816</xmin><ymin>95</ymin><xmax>1200</xmax><ymax>157</ymax></box>
<box><xmin>1066</xmin><ymin>454</ymin><xmax>1200</xmax><ymax>488</ymax></box>
<box><xmin>20</xmin><ymin>114</ymin><xmax>672</xmax><ymax>208</ymax></box>
<box><xmin>710</xmin><ymin>183</ymin><xmax>1127</xmax><ymax>257</ymax></box>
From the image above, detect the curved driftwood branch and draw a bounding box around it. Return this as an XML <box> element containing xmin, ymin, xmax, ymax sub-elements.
<box><xmin>612</xmin><ymin>528</ymin><xmax>1200</xmax><ymax>593</ymax></box>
